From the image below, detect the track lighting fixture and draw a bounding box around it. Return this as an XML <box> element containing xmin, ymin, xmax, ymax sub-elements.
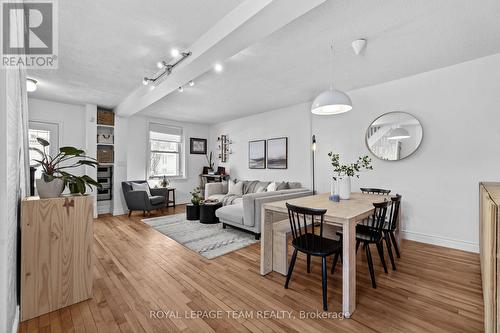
<box><xmin>214</xmin><ymin>63</ymin><xmax>223</xmax><ymax>72</ymax></box>
<box><xmin>142</xmin><ymin>50</ymin><xmax>191</xmax><ymax>85</ymax></box>
<box><xmin>170</xmin><ymin>48</ymin><xmax>180</xmax><ymax>57</ymax></box>
<box><xmin>188</xmin><ymin>80</ymin><xmax>195</xmax><ymax>87</ymax></box>
<box><xmin>178</xmin><ymin>86</ymin><xmax>184</xmax><ymax>92</ymax></box>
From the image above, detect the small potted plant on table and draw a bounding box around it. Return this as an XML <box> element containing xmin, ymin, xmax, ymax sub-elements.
<box><xmin>186</xmin><ymin>187</ymin><xmax>202</xmax><ymax>220</ymax></box>
<box><xmin>328</xmin><ymin>152</ymin><xmax>372</xmax><ymax>200</ymax></box>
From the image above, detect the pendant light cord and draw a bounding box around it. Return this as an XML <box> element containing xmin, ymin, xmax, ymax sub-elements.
<box><xmin>329</xmin><ymin>42</ymin><xmax>334</xmax><ymax>91</ymax></box>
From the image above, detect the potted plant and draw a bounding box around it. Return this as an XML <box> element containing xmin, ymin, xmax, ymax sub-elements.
<box><xmin>206</xmin><ymin>151</ymin><xmax>215</xmax><ymax>174</ymax></box>
<box><xmin>328</xmin><ymin>152</ymin><xmax>373</xmax><ymax>199</ymax></box>
<box><xmin>33</xmin><ymin>137</ymin><xmax>101</xmax><ymax>198</ymax></box>
<box><xmin>160</xmin><ymin>175</ymin><xmax>169</xmax><ymax>188</ymax></box>
<box><xmin>190</xmin><ymin>187</ymin><xmax>202</xmax><ymax>205</ymax></box>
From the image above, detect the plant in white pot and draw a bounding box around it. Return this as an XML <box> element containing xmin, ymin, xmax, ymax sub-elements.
<box><xmin>328</xmin><ymin>152</ymin><xmax>372</xmax><ymax>200</ymax></box>
<box><xmin>33</xmin><ymin>137</ymin><xmax>101</xmax><ymax>198</ymax></box>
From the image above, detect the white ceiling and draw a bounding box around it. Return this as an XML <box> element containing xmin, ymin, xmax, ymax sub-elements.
<box><xmin>140</xmin><ymin>0</ymin><xmax>500</xmax><ymax>123</ymax></box>
<box><xmin>27</xmin><ymin>0</ymin><xmax>243</xmax><ymax>107</ymax></box>
<box><xmin>28</xmin><ymin>0</ymin><xmax>500</xmax><ymax>123</ymax></box>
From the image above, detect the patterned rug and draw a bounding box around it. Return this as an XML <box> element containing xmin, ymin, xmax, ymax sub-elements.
<box><xmin>142</xmin><ymin>214</ymin><xmax>258</xmax><ymax>259</ymax></box>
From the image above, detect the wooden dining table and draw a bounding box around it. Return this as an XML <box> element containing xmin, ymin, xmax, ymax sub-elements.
<box><xmin>260</xmin><ymin>192</ymin><xmax>394</xmax><ymax>318</ymax></box>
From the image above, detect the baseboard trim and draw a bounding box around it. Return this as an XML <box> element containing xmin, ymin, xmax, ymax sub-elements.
<box><xmin>11</xmin><ymin>305</ymin><xmax>19</xmax><ymax>333</ymax></box>
<box><xmin>400</xmin><ymin>230</ymin><xmax>479</xmax><ymax>253</ymax></box>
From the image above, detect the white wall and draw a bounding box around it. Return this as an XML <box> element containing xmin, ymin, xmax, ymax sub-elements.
<box><xmin>209</xmin><ymin>103</ymin><xmax>313</xmax><ymax>187</ymax></box>
<box><xmin>112</xmin><ymin>115</ymin><xmax>210</xmax><ymax>214</ymax></box>
<box><xmin>209</xmin><ymin>53</ymin><xmax>500</xmax><ymax>252</ymax></box>
<box><xmin>28</xmin><ymin>98</ymin><xmax>88</xmax><ymax>178</ymax></box>
<box><xmin>314</xmin><ymin>53</ymin><xmax>500</xmax><ymax>252</ymax></box>
<box><xmin>0</xmin><ymin>67</ymin><xmax>28</xmax><ymax>333</ymax></box>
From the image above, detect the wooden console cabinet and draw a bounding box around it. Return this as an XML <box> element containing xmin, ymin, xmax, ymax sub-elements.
<box><xmin>480</xmin><ymin>182</ymin><xmax>500</xmax><ymax>333</ymax></box>
<box><xmin>20</xmin><ymin>195</ymin><xmax>94</xmax><ymax>321</ymax></box>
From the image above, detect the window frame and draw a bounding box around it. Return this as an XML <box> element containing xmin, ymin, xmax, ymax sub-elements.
<box><xmin>147</xmin><ymin>123</ymin><xmax>185</xmax><ymax>179</ymax></box>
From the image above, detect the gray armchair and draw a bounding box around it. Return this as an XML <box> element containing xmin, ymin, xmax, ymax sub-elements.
<box><xmin>122</xmin><ymin>180</ymin><xmax>168</xmax><ymax>217</ymax></box>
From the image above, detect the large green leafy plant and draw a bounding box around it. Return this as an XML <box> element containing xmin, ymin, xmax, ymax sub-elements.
<box><xmin>328</xmin><ymin>152</ymin><xmax>373</xmax><ymax>180</ymax></box>
<box><xmin>34</xmin><ymin>137</ymin><xmax>101</xmax><ymax>194</ymax></box>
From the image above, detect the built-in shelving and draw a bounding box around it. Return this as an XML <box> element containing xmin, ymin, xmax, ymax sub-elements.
<box><xmin>96</xmin><ymin>108</ymin><xmax>115</xmax><ymax>215</ymax></box>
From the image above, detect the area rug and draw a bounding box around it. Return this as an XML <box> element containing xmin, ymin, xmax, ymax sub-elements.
<box><xmin>142</xmin><ymin>214</ymin><xmax>258</xmax><ymax>259</ymax></box>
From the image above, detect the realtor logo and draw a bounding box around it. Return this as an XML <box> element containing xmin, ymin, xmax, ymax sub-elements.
<box><xmin>1</xmin><ymin>0</ymin><xmax>58</xmax><ymax>68</ymax></box>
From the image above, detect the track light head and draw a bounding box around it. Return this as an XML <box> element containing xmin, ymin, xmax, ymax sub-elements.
<box><xmin>178</xmin><ymin>86</ymin><xmax>184</xmax><ymax>92</ymax></box>
<box><xmin>142</xmin><ymin>77</ymin><xmax>150</xmax><ymax>85</ymax></box>
<box><xmin>188</xmin><ymin>80</ymin><xmax>194</xmax><ymax>87</ymax></box>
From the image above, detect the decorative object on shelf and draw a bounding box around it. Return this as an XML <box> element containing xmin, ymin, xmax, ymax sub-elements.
<box><xmin>33</xmin><ymin>137</ymin><xmax>100</xmax><ymax>198</ymax></box>
<box><xmin>217</xmin><ymin>135</ymin><xmax>232</xmax><ymax>162</ymax></box>
<box><xmin>97</xmin><ymin>145</ymin><xmax>114</xmax><ymax>163</ymax></box>
<box><xmin>249</xmin><ymin>140</ymin><xmax>266</xmax><ymax>169</ymax></box>
<box><xmin>267</xmin><ymin>137</ymin><xmax>288</xmax><ymax>169</ymax></box>
<box><xmin>328</xmin><ymin>152</ymin><xmax>373</xmax><ymax>200</ymax></box>
<box><xmin>311</xmin><ymin>42</ymin><xmax>352</xmax><ymax>115</ymax></box>
<box><xmin>160</xmin><ymin>176</ymin><xmax>169</xmax><ymax>188</ymax></box>
<box><xmin>142</xmin><ymin>50</ymin><xmax>191</xmax><ymax>86</ymax></box>
<box><xmin>190</xmin><ymin>187</ymin><xmax>202</xmax><ymax>205</ymax></box>
<box><xmin>216</xmin><ymin>166</ymin><xmax>226</xmax><ymax>175</ymax></box>
<box><xmin>366</xmin><ymin>111</ymin><xmax>423</xmax><ymax>161</ymax></box>
<box><xmin>205</xmin><ymin>151</ymin><xmax>215</xmax><ymax>173</ymax></box>
<box><xmin>97</xmin><ymin>109</ymin><xmax>114</xmax><ymax>125</ymax></box>
<box><xmin>190</xmin><ymin>137</ymin><xmax>207</xmax><ymax>154</ymax></box>
<box><xmin>97</xmin><ymin>133</ymin><xmax>114</xmax><ymax>144</ymax></box>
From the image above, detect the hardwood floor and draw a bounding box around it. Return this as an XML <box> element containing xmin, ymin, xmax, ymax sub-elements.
<box><xmin>19</xmin><ymin>206</ymin><xmax>484</xmax><ymax>332</ymax></box>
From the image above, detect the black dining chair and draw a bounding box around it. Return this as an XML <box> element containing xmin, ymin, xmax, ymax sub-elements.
<box><xmin>360</xmin><ymin>187</ymin><xmax>391</xmax><ymax>195</ymax></box>
<box><xmin>382</xmin><ymin>195</ymin><xmax>402</xmax><ymax>269</ymax></box>
<box><xmin>336</xmin><ymin>200</ymin><xmax>390</xmax><ymax>288</ymax></box>
<box><xmin>284</xmin><ymin>203</ymin><xmax>341</xmax><ymax>311</ymax></box>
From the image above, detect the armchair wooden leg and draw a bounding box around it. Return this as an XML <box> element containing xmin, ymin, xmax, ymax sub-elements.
<box><xmin>128</xmin><ymin>210</ymin><xmax>132</xmax><ymax>217</ymax></box>
<box><xmin>143</xmin><ymin>210</ymin><xmax>146</xmax><ymax>217</ymax></box>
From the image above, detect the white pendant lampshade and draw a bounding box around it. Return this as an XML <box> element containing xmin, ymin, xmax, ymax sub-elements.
<box><xmin>311</xmin><ymin>42</ymin><xmax>352</xmax><ymax>115</ymax></box>
<box><xmin>26</xmin><ymin>78</ymin><xmax>37</xmax><ymax>92</ymax></box>
<box><xmin>311</xmin><ymin>89</ymin><xmax>352</xmax><ymax>115</ymax></box>
<box><xmin>387</xmin><ymin>127</ymin><xmax>410</xmax><ymax>140</ymax></box>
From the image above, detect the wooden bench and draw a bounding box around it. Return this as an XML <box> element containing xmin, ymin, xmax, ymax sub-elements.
<box><xmin>272</xmin><ymin>219</ymin><xmax>341</xmax><ymax>276</ymax></box>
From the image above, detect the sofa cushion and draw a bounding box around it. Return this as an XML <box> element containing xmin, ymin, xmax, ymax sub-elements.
<box><xmin>228</xmin><ymin>180</ymin><xmax>243</xmax><ymax>196</ymax></box>
<box><xmin>149</xmin><ymin>195</ymin><xmax>165</xmax><ymax>205</ymax></box>
<box><xmin>207</xmin><ymin>194</ymin><xmax>226</xmax><ymax>202</ymax></box>
<box><xmin>275</xmin><ymin>182</ymin><xmax>290</xmax><ymax>190</ymax></box>
<box><xmin>215</xmin><ymin>203</ymin><xmax>244</xmax><ymax>225</ymax></box>
<box><xmin>132</xmin><ymin>182</ymin><xmax>151</xmax><ymax>196</ymax></box>
<box><xmin>266</xmin><ymin>182</ymin><xmax>277</xmax><ymax>192</ymax></box>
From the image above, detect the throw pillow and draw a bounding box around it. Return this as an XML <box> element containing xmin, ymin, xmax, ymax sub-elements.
<box><xmin>227</xmin><ymin>180</ymin><xmax>243</xmax><ymax>196</ymax></box>
<box><xmin>276</xmin><ymin>182</ymin><xmax>290</xmax><ymax>191</ymax></box>
<box><xmin>131</xmin><ymin>182</ymin><xmax>151</xmax><ymax>196</ymax></box>
<box><xmin>266</xmin><ymin>182</ymin><xmax>277</xmax><ymax>192</ymax></box>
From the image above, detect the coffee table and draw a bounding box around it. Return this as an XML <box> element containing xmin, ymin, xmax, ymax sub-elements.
<box><xmin>199</xmin><ymin>202</ymin><xmax>222</xmax><ymax>224</ymax></box>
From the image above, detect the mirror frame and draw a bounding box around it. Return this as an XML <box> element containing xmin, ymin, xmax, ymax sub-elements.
<box><xmin>365</xmin><ymin>111</ymin><xmax>423</xmax><ymax>161</ymax></box>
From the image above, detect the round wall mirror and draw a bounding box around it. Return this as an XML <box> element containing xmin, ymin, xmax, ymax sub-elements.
<box><xmin>365</xmin><ymin>111</ymin><xmax>423</xmax><ymax>161</ymax></box>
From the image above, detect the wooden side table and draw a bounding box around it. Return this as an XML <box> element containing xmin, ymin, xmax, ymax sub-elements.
<box><xmin>166</xmin><ymin>188</ymin><xmax>176</xmax><ymax>208</ymax></box>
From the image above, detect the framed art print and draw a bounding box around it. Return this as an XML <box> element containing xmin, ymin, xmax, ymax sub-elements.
<box><xmin>267</xmin><ymin>137</ymin><xmax>288</xmax><ymax>169</ymax></box>
<box><xmin>248</xmin><ymin>140</ymin><xmax>266</xmax><ymax>169</ymax></box>
<box><xmin>190</xmin><ymin>138</ymin><xmax>207</xmax><ymax>154</ymax></box>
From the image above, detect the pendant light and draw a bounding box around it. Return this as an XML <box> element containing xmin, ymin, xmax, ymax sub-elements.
<box><xmin>311</xmin><ymin>43</ymin><xmax>352</xmax><ymax>115</ymax></box>
<box><xmin>387</xmin><ymin>127</ymin><xmax>410</xmax><ymax>140</ymax></box>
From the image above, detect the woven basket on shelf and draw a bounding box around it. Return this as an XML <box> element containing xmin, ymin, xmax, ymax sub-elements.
<box><xmin>97</xmin><ymin>148</ymin><xmax>114</xmax><ymax>163</ymax></box>
<box><xmin>97</xmin><ymin>110</ymin><xmax>114</xmax><ymax>126</ymax></box>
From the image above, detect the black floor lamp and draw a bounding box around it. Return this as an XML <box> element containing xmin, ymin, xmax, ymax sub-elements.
<box><xmin>312</xmin><ymin>135</ymin><xmax>316</xmax><ymax>195</ymax></box>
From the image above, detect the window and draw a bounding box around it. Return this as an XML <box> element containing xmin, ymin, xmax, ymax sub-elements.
<box><xmin>148</xmin><ymin>123</ymin><xmax>183</xmax><ymax>178</ymax></box>
<box><xmin>28</xmin><ymin>121</ymin><xmax>59</xmax><ymax>181</ymax></box>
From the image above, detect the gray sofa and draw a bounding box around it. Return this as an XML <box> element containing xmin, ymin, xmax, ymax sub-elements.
<box><xmin>206</xmin><ymin>181</ymin><xmax>311</xmax><ymax>239</ymax></box>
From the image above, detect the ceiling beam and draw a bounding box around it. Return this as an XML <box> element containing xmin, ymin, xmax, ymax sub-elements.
<box><xmin>115</xmin><ymin>0</ymin><xmax>326</xmax><ymax>117</ymax></box>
